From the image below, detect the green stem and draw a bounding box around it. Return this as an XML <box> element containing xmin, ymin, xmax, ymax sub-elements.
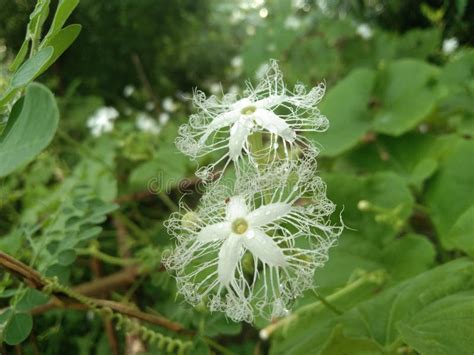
<box><xmin>260</xmin><ymin>270</ymin><xmax>386</xmax><ymax>338</ymax></box>
<box><xmin>77</xmin><ymin>246</ymin><xmax>136</xmax><ymax>266</ymax></box>
<box><xmin>157</xmin><ymin>191</ymin><xmax>179</xmax><ymax>212</ymax></box>
<box><xmin>312</xmin><ymin>291</ymin><xmax>343</xmax><ymax>315</ymax></box>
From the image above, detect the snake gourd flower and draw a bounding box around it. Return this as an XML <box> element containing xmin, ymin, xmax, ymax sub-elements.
<box><xmin>163</xmin><ymin>157</ymin><xmax>342</xmax><ymax>322</ymax></box>
<box><xmin>175</xmin><ymin>60</ymin><xmax>328</xmax><ymax>179</ymax></box>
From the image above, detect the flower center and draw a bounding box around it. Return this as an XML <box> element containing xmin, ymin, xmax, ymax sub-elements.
<box><xmin>231</xmin><ymin>218</ymin><xmax>249</xmax><ymax>235</ymax></box>
<box><xmin>241</xmin><ymin>105</ymin><xmax>256</xmax><ymax>116</ymax></box>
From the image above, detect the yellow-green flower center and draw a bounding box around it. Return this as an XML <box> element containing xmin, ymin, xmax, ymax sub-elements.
<box><xmin>241</xmin><ymin>105</ymin><xmax>256</xmax><ymax>115</ymax></box>
<box><xmin>231</xmin><ymin>218</ymin><xmax>249</xmax><ymax>235</ymax></box>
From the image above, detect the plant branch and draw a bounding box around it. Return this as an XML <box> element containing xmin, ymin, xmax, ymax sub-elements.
<box><xmin>0</xmin><ymin>251</ymin><xmax>187</xmax><ymax>335</ymax></box>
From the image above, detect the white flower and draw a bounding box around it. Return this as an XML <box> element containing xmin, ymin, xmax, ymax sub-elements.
<box><xmin>442</xmin><ymin>37</ymin><xmax>458</xmax><ymax>55</ymax></box>
<box><xmin>87</xmin><ymin>107</ymin><xmax>119</xmax><ymax>137</ymax></box>
<box><xmin>209</xmin><ymin>82</ymin><xmax>222</xmax><ymax>95</ymax></box>
<box><xmin>284</xmin><ymin>15</ymin><xmax>302</xmax><ymax>30</ymax></box>
<box><xmin>123</xmin><ymin>85</ymin><xmax>135</xmax><ymax>97</ymax></box>
<box><xmin>231</xmin><ymin>56</ymin><xmax>243</xmax><ymax>69</ymax></box>
<box><xmin>356</xmin><ymin>23</ymin><xmax>373</xmax><ymax>40</ymax></box>
<box><xmin>176</xmin><ymin>60</ymin><xmax>328</xmax><ymax>179</ymax></box>
<box><xmin>162</xmin><ymin>97</ymin><xmax>177</xmax><ymax>112</ymax></box>
<box><xmin>136</xmin><ymin>113</ymin><xmax>161</xmax><ymax>135</ymax></box>
<box><xmin>159</xmin><ymin>112</ymin><xmax>170</xmax><ymax>125</ymax></box>
<box><xmin>163</xmin><ymin>158</ymin><xmax>342</xmax><ymax>322</ymax></box>
<box><xmin>145</xmin><ymin>101</ymin><xmax>155</xmax><ymax>111</ymax></box>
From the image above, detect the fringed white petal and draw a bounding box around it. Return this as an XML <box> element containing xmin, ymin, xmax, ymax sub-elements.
<box><xmin>247</xmin><ymin>202</ymin><xmax>292</xmax><ymax>227</ymax></box>
<box><xmin>199</xmin><ymin>110</ymin><xmax>240</xmax><ymax>144</ymax></box>
<box><xmin>196</xmin><ymin>222</ymin><xmax>231</xmax><ymax>242</ymax></box>
<box><xmin>243</xmin><ymin>228</ymin><xmax>287</xmax><ymax>267</ymax></box>
<box><xmin>253</xmin><ymin>108</ymin><xmax>296</xmax><ymax>142</ymax></box>
<box><xmin>226</xmin><ymin>196</ymin><xmax>248</xmax><ymax>220</ymax></box>
<box><xmin>218</xmin><ymin>235</ymin><xmax>243</xmax><ymax>285</ymax></box>
<box><xmin>229</xmin><ymin>118</ymin><xmax>253</xmax><ymax>160</ymax></box>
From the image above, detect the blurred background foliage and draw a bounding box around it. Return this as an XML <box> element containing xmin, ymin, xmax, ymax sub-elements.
<box><xmin>0</xmin><ymin>0</ymin><xmax>473</xmax><ymax>354</ymax></box>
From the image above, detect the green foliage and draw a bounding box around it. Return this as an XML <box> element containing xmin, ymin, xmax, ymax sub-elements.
<box><xmin>1</xmin><ymin>0</ymin><xmax>473</xmax><ymax>354</ymax></box>
<box><xmin>0</xmin><ymin>83</ymin><xmax>58</xmax><ymax>177</ymax></box>
<box><xmin>271</xmin><ymin>260</ymin><xmax>474</xmax><ymax>355</ymax></box>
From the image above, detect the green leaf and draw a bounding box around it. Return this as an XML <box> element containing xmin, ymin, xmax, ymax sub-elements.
<box><xmin>27</xmin><ymin>0</ymin><xmax>51</xmax><ymax>38</ymax></box>
<box><xmin>11</xmin><ymin>47</ymin><xmax>54</xmax><ymax>88</ymax></box>
<box><xmin>39</xmin><ymin>24</ymin><xmax>82</xmax><ymax>76</ymax></box>
<box><xmin>398</xmin><ymin>290</ymin><xmax>474</xmax><ymax>355</ymax></box>
<box><xmin>4</xmin><ymin>312</ymin><xmax>33</xmax><ymax>345</ymax></box>
<box><xmin>45</xmin><ymin>264</ymin><xmax>71</xmax><ymax>283</ymax></box>
<box><xmin>338</xmin><ymin>259</ymin><xmax>474</xmax><ymax>350</ymax></box>
<box><xmin>8</xmin><ymin>40</ymin><xmax>30</xmax><ymax>73</ymax></box>
<box><xmin>425</xmin><ymin>139</ymin><xmax>474</xmax><ymax>250</ymax></box>
<box><xmin>130</xmin><ymin>146</ymin><xmax>187</xmax><ymax>193</ymax></box>
<box><xmin>44</xmin><ymin>0</ymin><xmax>80</xmax><ymax>39</ymax></box>
<box><xmin>57</xmin><ymin>249</ymin><xmax>77</xmax><ymax>266</ymax></box>
<box><xmin>312</xmin><ymin>68</ymin><xmax>375</xmax><ymax>157</ymax></box>
<box><xmin>15</xmin><ymin>289</ymin><xmax>49</xmax><ymax>312</ymax></box>
<box><xmin>324</xmin><ymin>172</ymin><xmax>414</xmax><ymax>241</ymax></box>
<box><xmin>320</xmin><ymin>325</ymin><xmax>383</xmax><ymax>355</ymax></box>
<box><xmin>381</xmin><ymin>234</ymin><xmax>435</xmax><ymax>281</ymax></box>
<box><xmin>0</xmin><ymin>89</ymin><xmax>20</xmax><ymax>110</ymax></box>
<box><xmin>0</xmin><ymin>83</ymin><xmax>59</xmax><ymax>177</ymax></box>
<box><xmin>0</xmin><ymin>308</ymin><xmax>13</xmax><ymax>325</ymax></box>
<box><xmin>269</xmin><ymin>270</ymin><xmax>386</xmax><ymax>355</ymax></box>
<box><xmin>372</xmin><ymin>59</ymin><xmax>439</xmax><ymax>135</ymax></box>
<box><xmin>341</xmin><ymin>133</ymin><xmax>460</xmax><ymax>190</ymax></box>
<box><xmin>446</xmin><ymin>205</ymin><xmax>474</xmax><ymax>257</ymax></box>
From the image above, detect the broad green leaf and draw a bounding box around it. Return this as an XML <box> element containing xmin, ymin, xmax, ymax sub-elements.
<box><xmin>4</xmin><ymin>312</ymin><xmax>33</xmax><ymax>345</ymax></box>
<box><xmin>316</xmin><ymin>232</ymin><xmax>434</xmax><ymax>295</ymax></box>
<box><xmin>425</xmin><ymin>139</ymin><xmax>474</xmax><ymax>250</ymax></box>
<box><xmin>323</xmin><ymin>172</ymin><xmax>414</xmax><ymax>242</ymax></box>
<box><xmin>44</xmin><ymin>0</ymin><xmax>80</xmax><ymax>40</ymax></box>
<box><xmin>381</xmin><ymin>234</ymin><xmax>435</xmax><ymax>281</ymax></box>
<box><xmin>341</xmin><ymin>133</ymin><xmax>443</xmax><ymax>188</ymax></box>
<box><xmin>338</xmin><ymin>259</ymin><xmax>474</xmax><ymax>350</ymax></box>
<box><xmin>11</xmin><ymin>47</ymin><xmax>54</xmax><ymax>88</ymax></box>
<box><xmin>373</xmin><ymin>59</ymin><xmax>439</xmax><ymax>135</ymax></box>
<box><xmin>396</xmin><ymin>28</ymin><xmax>440</xmax><ymax>60</ymax></box>
<box><xmin>39</xmin><ymin>24</ymin><xmax>82</xmax><ymax>76</ymax></box>
<box><xmin>446</xmin><ymin>205</ymin><xmax>474</xmax><ymax>257</ymax></box>
<box><xmin>321</xmin><ymin>325</ymin><xmax>383</xmax><ymax>355</ymax></box>
<box><xmin>312</xmin><ymin>68</ymin><xmax>375</xmax><ymax>156</ymax></box>
<box><xmin>0</xmin><ymin>83</ymin><xmax>59</xmax><ymax>177</ymax></box>
<box><xmin>397</xmin><ymin>290</ymin><xmax>474</xmax><ymax>355</ymax></box>
<box><xmin>269</xmin><ymin>270</ymin><xmax>386</xmax><ymax>355</ymax></box>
